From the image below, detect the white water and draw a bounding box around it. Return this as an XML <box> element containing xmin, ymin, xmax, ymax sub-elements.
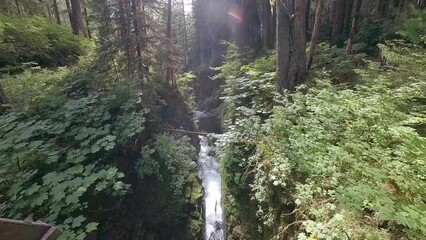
<box><xmin>198</xmin><ymin>136</ymin><xmax>224</xmax><ymax>240</ymax></box>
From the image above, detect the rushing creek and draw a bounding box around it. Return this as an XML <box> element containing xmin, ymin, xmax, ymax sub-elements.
<box><xmin>198</xmin><ymin>136</ymin><xmax>224</xmax><ymax>240</ymax></box>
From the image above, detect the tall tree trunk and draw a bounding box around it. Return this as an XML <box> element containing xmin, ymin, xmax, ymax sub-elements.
<box><xmin>398</xmin><ymin>0</ymin><xmax>405</xmax><ymax>9</ymax></box>
<box><xmin>53</xmin><ymin>0</ymin><xmax>61</xmax><ymax>24</ymax></box>
<box><xmin>15</xmin><ymin>0</ymin><xmax>21</xmax><ymax>16</ymax></box>
<box><xmin>276</xmin><ymin>0</ymin><xmax>307</xmax><ymax>92</ymax></box>
<box><xmin>193</xmin><ymin>0</ymin><xmax>230</xmax><ymax>66</ymax></box>
<box><xmin>235</xmin><ymin>0</ymin><xmax>261</xmax><ymax>48</ymax></box>
<box><xmin>272</xmin><ymin>1</ymin><xmax>277</xmax><ymax>48</ymax></box>
<box><xmin>131</xmin><ymin>0</ymin><xmax>143</xmax><ymax>80</ymax></box>
<box><xmin>117</xmin><ymin>0</ymin><xmax>131</xmax><ymax>77</ymax></box>
<box><xmin>141</xmin><ymin>1</ymin><xmax>149</xmax><ymax>73</ymax></box>
<box><xmin>354</xmin><ymin>0</ymin><xmax>363</xmax><ymax>17</ymax></box>
<box><xmin>331</xmin><ymin>0</ymin><xmax>346</xmax><ymax>46</ymax></box>
<box><xmin>377</xmin><ymin>0</ymin><xmax>390</xmax><ymax>18</ymax></box>
<box><xmin>343</xmin><ymin>0</ymin><xmax>354</xmax><ymax>35</ymax></box>
<box><xmin>346</xmin><ymin>17</ymin><xmax>356</xmax><ymax>54</ymax></box>
<box><xmin>262</xmin><ymin>0</ymin><xmax>274</xmax><ymax>49</ymax></box>
<box><xmin>44</xmin><ymin>0</ymin><xmax>53</xmax><ymax>20</ymax></box>
<box><xmin>234</xmin><ymin>0</ymin><xmax>248</xmax><ymax>47</ymax></box>
<box><xmin>166</xmin><ymin>0</ymin><xmax>174</xmax><ymax>86</ymax></box>
<box><xmin>82</xmin><ymin>0</ymin><xmax>91</xmax><ymax>38</ymax></box>
<box><xmin>305</xmin><ymin>0</ymin><xmax>312</xmax><ymax>37</ymax></box>
<box><xmin>65</xmin><ymin>0</ymin><xmax>76</xmax><ymax>30</ymax></box>
<box><xmin>307</xmin><ymin>0</ymin><xmax>325</xmax><ymax>70</ymax></box>
<box><xmin>181</xmin><ymin>0</ymin><xmax>189</xmax><ymax>68</ymax></box>
<box><xmin>0</xmin><ymin>83</ymin><xmax>8</xmax><ymax>106</ymax></box>
<box><xmin>70</xmin><ymin>0</ymin><xmax>87</xmax><ymax>36</ymax></box>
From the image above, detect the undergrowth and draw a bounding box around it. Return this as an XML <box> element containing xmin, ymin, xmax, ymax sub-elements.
<box><xmin>217</xmin><ymin>40</ymin><xmax>426</xmax><ymax>240</ymax></box>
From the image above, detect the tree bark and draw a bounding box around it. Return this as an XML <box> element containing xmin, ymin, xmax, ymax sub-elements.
<box><xmin>331</xmin><ymin>0</ymin><xmax>346</xmax><ymax>46</ymax></box>
<box><xmin>166</xmin><ymin>0</ymin><xmax>174</xmax><ymax>86</ymax></box>
<box><xmin>307</xmin><ymin>0</ymin><xmax>325</xmax><ymax>70</ymax></box>
<box><xmin>141</xmin><ymin>2</ymin><xmax>149</xmax><ymax>74</ymax></box>
<box><xmin>181</xmin><ymin>0</ymin><xmax>189</xmax><ymax>67</ymax></box>
<box><xmin>305</xmin><ymin>0</ymin><xmax>312</xmax><ymax>37</ymax></box>
<box><xmin>262</xmin><ymin>0</ymin><xmax>274</xmax><ymax>49</ymax></box>
<box><xmin>343</xmin><ymin>0</ymin><xmax>354</xmax><ymax>35</ymax></box>
<box><xmin>354</xmin><ymin>0</ymin><xmax>363</xmax><ymax>17</ymax></box>
<box><xmin>65</xmin><ymin>0</ymin><xmax>76</xmax><ymax>31</ymax></box>
<box><xmin>15</xmin><ymin>0</ymin><xmax>21</xmax><ymax>16</ymax></box>
<box><xmin>44</xmin><ymin>0</ymin><xmax>52</xmax><ymax>20</ymax></box>
<box><xmin>398</xmin><ymin>0</ymin><xmax>405</xmax><ymax>9</ymax></box>
<box><xmin>82</xmin><ymin>0</ymin><xmax>91</xmax><ymax>38</ymax></box>
<box><xmin>276</xmin><ymin>0</ymin><xmax>307</xmax><ymax>92</ymax></box>
<box><xmin>377</xmin><ymin>0</ymin><xmax>390</xmax><ymax>18</ymax></box>
<box><xmin>0</xmin><ymin>83</ymin><xmax>8</xmax><ymax>105</ymax></box>
<box><xmin>117</xmin><ymin>0</ymin><xmax>132</xmax><ymax>77</ymax></box>
<box><xmin>272</xmin><ymin>0</ymin><xmax>277</xmax><ymax>47</ymax></box>
<box><xmin>53</xmin><ymin>0</ymin><xmax>61</xmax><ymax>24</ymax></box>
<box><xmin>70</xmin><ymin>0</ymin><xmax>87</xmax><ymax>36</ymax></box>
<box><xmin>235</xmin><ymin>0</ymin><xmax>261</xmax><ymax>48</ymax></box>
<box><xmin>346</xmin><ymin>17</ymin><xmax>356</xmax><ymax>54</ymax></box>
<box><xmin>193</xmin><ymin>0</ymin><xmax>230</xmax><ymax>66</ymax></box>
<box><xmin>131</xmin><ymin>0</ymin><xmax>143</xmax><ymax>80</ymax></box>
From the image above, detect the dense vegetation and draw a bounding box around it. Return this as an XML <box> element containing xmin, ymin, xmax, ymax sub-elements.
<box><xmin>0</xmin><ymin>0</ymin><xmax>201</xmax><ymax>239</ymax></box>
<box><xmin>0</xmin><ymin>15</ymin><xmax>87</xmax><ymax>72</ymax></box>
<box><xmin>218</xmin><ymin>41</ymin><xmax>426</xmax><ymax>239</ymax></box>
<box><xmin>0</xmin><ymin>0</ymin><xmax>425</xmax><ymax>240</ymax></box>
<box><xmin>213</xmin><ymin>4</ymin><xmax>426</xmax><ymax>239</ymax></box>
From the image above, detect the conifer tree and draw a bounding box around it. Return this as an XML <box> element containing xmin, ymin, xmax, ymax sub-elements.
<box><xmin>276</xmin><ymin>0</ymin><xmax>307</xmax><ymax>92</ymax></box>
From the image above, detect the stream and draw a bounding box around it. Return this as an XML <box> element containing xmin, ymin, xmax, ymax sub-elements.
<box><xmin>198</xmin><ymin>136</ymin><xmax>224</xmax><ymax>240</ymax></box>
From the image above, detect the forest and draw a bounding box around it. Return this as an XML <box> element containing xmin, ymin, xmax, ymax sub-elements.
<box><xmin>0</xmin><ymin>0</ymin><xmax>425</xmax><ymax>239</ymax></box>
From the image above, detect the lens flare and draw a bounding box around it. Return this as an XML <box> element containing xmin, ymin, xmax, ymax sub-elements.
<box><xmin>228</xmin><ymin>11</ymin><xmax>242</xmax><ymax>23</ymax></box>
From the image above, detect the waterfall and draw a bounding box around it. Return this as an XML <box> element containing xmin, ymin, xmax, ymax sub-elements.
<box><xmin>198</xmin><ymin>136</ymin><xmax>224</xmax><ymax>240</ymax></box>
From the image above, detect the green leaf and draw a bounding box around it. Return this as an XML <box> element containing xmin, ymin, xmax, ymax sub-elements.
<box><xmin>71</xmin><ymin>215</ymin><xmax>86</xmax><ymax>228</ymax></box>
<box><xmin>33</xmin><ymin>193</ymin><xmax>48</xmax><ymax>206</ymax></box>
<box><xmin>85</xmin><ymin>222</ymin><xmax>99</xmax><ymax>233</ymax></box>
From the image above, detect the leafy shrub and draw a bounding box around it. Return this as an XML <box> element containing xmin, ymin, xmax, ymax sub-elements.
<box><xmin>0</xmin><ymin>67</ymin><xmax>70</xmax><ymax>112</ymax></box>
<box><xmin>215</xmin><ymin>44</ymin><xmax>277</xmax><ymax>130</ymax></box>
<box><xmin>217</xmin><ymin>41</ymin><xmax>426</xmax><ymax>239</ymax></box>
<box><xmin>212</xmin><ymin>42</ymin><xmax>244</xmax><ymax>80</ymax></box>
<box><xmin>0</xmin><ymin>15</ymin><xmax>88</xmax><ymax>72</ymax></box>
<box><xmin>0</xmin><ymin>77</ymin><xmax>149</xmax><ymax>239</ymax></box>
<box><xmin>395</xmin><ymin>7</ymin><xmax>426</xmax><ymax>45</ymax></box>
<box><xmin>214</xmin><ymin>45</ymin><xmax>278</xmax><ymax>240</ymax></box>
<box><xmin>310</xmin><ymin>43</ymin><xmax>368</xmax><ymax>85</ymax></box>
<box><xmin>134</xmin><ymin>133</ymin><xmax>200</xmax><ymax>237</ymax></box>
<box><xmin>153</xmin><ymin>134</ymin><xmax>197</xmax><ymax>209</ymax></box>
<box><xmin>136</xmin><ymin>133</ymin><xmax>197</xmax><ymax>198</ymax></box>
<box><xmin>256</xmin><ymin>78</ymin><xmax>426</xmax><ymax>239</ymax></box>
<box><xmin>356</xmin><ymin>21</ymin><xmax>384</xmax><ymax>48</ymax></box>
<box><xmin>176</xmin><ymin>72</ymin><xmax>196</xmax><ymax>109</ymax></box>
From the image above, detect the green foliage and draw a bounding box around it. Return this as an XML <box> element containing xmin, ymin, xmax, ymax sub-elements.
<box><xmin>356</xmin><ymin>21</ymin><xmax>384</xmax><ymax>48</ymax></box>
<box><xmin>257</xmin><ymin>77</ymin><xmax>426</xmax><ymax>239</ymax></box>
<box><xmin>217</xmin><ymin>41</ymin><xmax>426</xmax><ymax>239</ymax></box>
<box><xmin>0</xmin><ymin>15</ymin><xmax>88</xmax><ymax>72</ymax></box>
<box><xmin>135</xmin><ymin>133</ymin><xmax>198</xmax><ymax>219</ymax></box>
<box><xmin>396</xmin><ymin>7</ymin><xmax>426</xmax><ymax>45</ymax></box>
<box><xmin>215</xmin><ymin>46</ymin><xmax>278</xmax><ymax>240</ymax></box>
<box><xmin>310</xmin><ymin>43</ymin><xmax>368</xmax><ymax>85</ymax></box>
<box><xmin>213</xmin><ymin>42</ymin><xmax>245</xmax><ymax>79</ymax></box>
<box><xmin>154</xmin><ymin>134</ymin><xmax>197</xmax><ymax>200</ymax></box>
<box><xmin>176</xmin><ymin>72</ymin><xmax>196</xmax><ymax>109</ymax></box>
<box><xmin>0</xmin><ymin>67</ymin><xmax>70</xmax><ymax>111</ymax></box>
<box><xmin>215</xmin><ymin>44</ymin><xmax>277</xmax><ymax>130</ymax></box>
<box><xmin>0</xmin><ymin>75</ymin><xmax>151</xmax><ymax>239</ymax></box>
<box><xmin>132</xmin><ymin>133</ymin><xmax>201</xmax><ymax>239</ymax></box>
